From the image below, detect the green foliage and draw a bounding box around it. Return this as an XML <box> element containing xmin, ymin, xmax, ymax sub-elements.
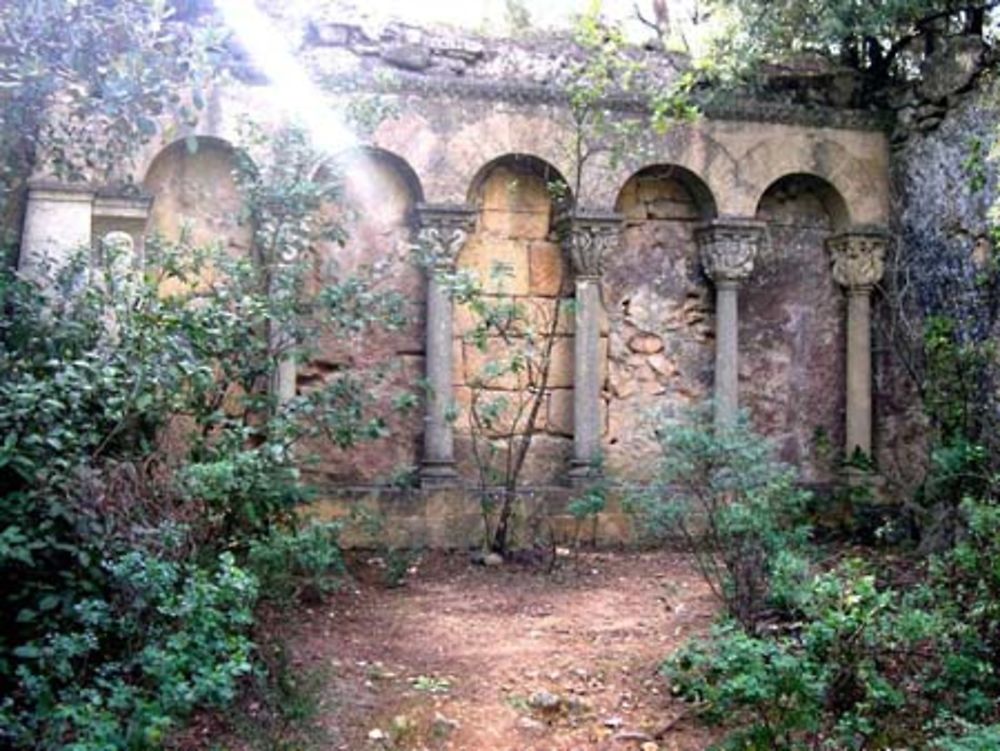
<box><xmin>247</xmin><ymin>522</ymin><xmax>345</xmax><ymax>604</ymax></box>
<box><xmin>1</xmin><ymin>551</ymin><xmax>257</xmax><ymax>749</ymax></box>
<box><xmin>700</xmin><ymin>0</ymin><xmax>992</xmax><ymax>95</ymax></box>
<box><xmin>661</xmin><ymin>474</ymin><xmax>1000</xmax><ymax>749</ymax></box>
<box><xmin>922</xmin><ymin>315</ymin><xmax>994</xmax><ymax>444</ymax></box>
<box><xmin>567</xmin><ymin>467</ymin><xmax>608</xmax><ymax>548</ymax></box>
<box><xmin>426</xmin><ymin>256</ymin><xmax>562</xmax><ymax>555</ymax></box>
<box><xmin>665</xmin><ymin>551</ymin><xmax>1000</xmax><ymax>749</ymax></box>
<box><xmin>0</xmin><ymin>123</ymin><xmax>403</xmax><ymax>747</ymax></box>
<box><xmin>563</xmin><ymin>5</ymin><xmax>696</xmax><ymax>196</ymax></box>
<box><xmin>0</xmin><ymin>1</ymin><xmax>221</xmax><ymax>254</ymax></box>
<box><xmin>916</xmin><ymin>314</ymin><xmax>996</xmax><ymax>546</ymax></box>
<box><xmin>963</xmin><ymin>137</ymin><xmax>989</xmax><ymax>194</ymax></box>
<box><xmin>629</xmin><ymin>406</ymin><xmax>812</xmax><ymax>629</ymax></box>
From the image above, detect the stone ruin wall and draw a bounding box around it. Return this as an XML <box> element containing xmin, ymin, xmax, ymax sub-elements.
<box><xmin>20</xmin><ymin>9</ymin><xmax>916</xmax><ymax>543</ymax></box>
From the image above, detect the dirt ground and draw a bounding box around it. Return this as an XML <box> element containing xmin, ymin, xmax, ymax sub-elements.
<box><xmin>260</xmin><ymin>549</ymin><xmax>721</xmax><ymax>751</ymax></box>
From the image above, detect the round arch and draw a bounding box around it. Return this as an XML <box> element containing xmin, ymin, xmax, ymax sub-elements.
<box><xmin>614</xmin><ymin>164</ymin><xmax>718</xmax><ymax>221</ymax></box>
<box><xmin>142</xmin><ymin>135</ymin><xmax>246</xmax><ymax>188</ymax></box>
<box><xmin>754</xmin><ymin>172</ymin><xmax>850</xmax><ymax>231</ymax></box>
<box><xmin>322</xmin><ymin>145</ymin><xmax>425</xmax><ymax>206</ymax></box>
<box><xmin>467</xmin><ymin>153</ymin><xmax>572</xmax><ymax>208</ymax></box>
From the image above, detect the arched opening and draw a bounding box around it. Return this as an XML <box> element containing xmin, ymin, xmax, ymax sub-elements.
<box><xmin>454</xmin><ymin>154</ymin><xmax>574</xmax><ymax>485</ymax></box>
<box><xmin>755</xmin><ymin>173</ymin><xmax>850</xmax><ymax>234</ymax></box>
<box><xmin>601</xmin><ymin>165</ymin><xmax>719</xmax><ymax>480</ymax></box>
<box><xmin>740</xmin><ymin>173</ymin><xmax>850</xmax><ymax>482</ymax></box>
<box><xmin>614</xmin><ymin>164</ymin><xmax>717</xmax><ymax>222</ymax></box>
<box><xmin>143</xmin><ymin>136</ymin><xmax>251</xmax><ymax>253</ymax></box>
<box><xmin>298</xmin><ymin>147</ymin><xmax>426</xmax><ymax>485</ymax></box>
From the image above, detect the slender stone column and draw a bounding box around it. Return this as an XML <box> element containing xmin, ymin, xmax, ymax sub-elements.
<box><xmin>417</xmin><ymin>203</ymin><xmax>476</xmax><ymax>488</ymax></box>
<box><xmin>564</xmin><ymin>211</ymin><xmax>621</xmax><ymax>485</ymax></box>
<box><xmin>696</xmin><ymin>219</ymin><xmax>765</xmax><ymax>427</ymax></box>
<box><xmin>827</xmin><ymin>230</ymin><xmax>888</xmax><ymax>460</ymax></box>
<box><xmin>19</xmin><ymin>181</ymin><xmax>95</xmax><ymax>278</ymax></box>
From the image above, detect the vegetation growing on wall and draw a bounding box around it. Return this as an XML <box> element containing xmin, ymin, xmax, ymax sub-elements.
<box><xmin>0</xmin><ymin>110</ymin><xmax>409</xmax><ymax>745</ymax></box>
<box><xmin>700</xmin><ymin>0</ymin><xmax>996</xmax><ymax>98</ymax></box>
<box><xmin>0</xmin><ymin>0</ymin><xmax>221</xmax><ymax>259</ymax></box>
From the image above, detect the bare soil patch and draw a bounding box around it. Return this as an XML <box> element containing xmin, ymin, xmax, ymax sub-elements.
<box><xmin>273</xmin><ymin>549</ymin><xmax>720</xmax><ymax>751</ymax></box>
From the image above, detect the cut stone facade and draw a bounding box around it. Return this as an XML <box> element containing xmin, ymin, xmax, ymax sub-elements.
<box><xmin>17</xmin><ymin>10</ymin><xmax>904</xmax><ymax>544</ymax></box>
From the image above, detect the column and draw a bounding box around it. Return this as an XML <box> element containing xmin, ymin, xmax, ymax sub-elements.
<box><xmin>19</xmin><ymin>181</ymin><xmax>95</xmax><ymax>279</ymax></box>
<box><xmin>827</xmin><ymin>230</ymin><xmax>888</xmax><ymax>461</ymax></box>
<box><xmin>565</xmin><ymin>210</ymin><xmax>621</xmax><ymax>485</ymax></box>
<box><xmin>417</xmin><ymin>203</ymin><xmax>476</xmax><ymax>488</ymax></box>
<box><xmin>695</xmin><ymin>219</ymin><xmax>765</xmax><ymax>427</ymax></box>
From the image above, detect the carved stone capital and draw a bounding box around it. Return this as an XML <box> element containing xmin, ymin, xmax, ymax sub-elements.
<box><xmin>696</xmin><ymin>219</ymin><xmax>766</xmax><ymax>285</ymax></box>
<box><xmin>416</xmin><ymin>203</ymin><xmax>476</xmax><ymax>270</ymax></box>
<box><xmin>826</xmin><ymin>230</ymin><xmax>888</xmax><ymax>290</ymax></box>
<box><xmin>559</xmin><ymin>209</ymin><xmax>623</xmax><ymax>280</ymax></box>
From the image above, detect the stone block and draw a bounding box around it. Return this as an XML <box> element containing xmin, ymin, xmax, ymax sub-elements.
<box><xmin>479</xmin><ymin>208</ymin><xmax>551</xmax><ymax>240</ymax></box>
<box><xmin>481</xmin><ymin>165</ymin><xmax>552</xmax><ymax>213</ymax></box>
<box><xmin>547</xmin><ymin>335</ymin><xmax>574</xmax><ymax>388</ymax></box>
<box><xmin>647</xmin><ymin>352</ymin><xmax>678</xmax><ymax>379</ymax></box>
<box><xmin>542</xmin><ymin>335</ymin><xmax>610</xmax><ymax>389</ymax></box>
<box><xmin>646</xmin><ymin>197</ymin><xmax>700</xmax><ymax>220</ymax></box>
<box><xmin>543</xmin><ymin>388</ymin><xmax>608</xmax><ymax>437</ymax></box>
<box><xmin>608</xmin><ymin>366</ymin><xmax>638</xmax><ymax>399</ymax></box>
<box><xmin>545</xmin><ymin>388</ymin><xmax>574</xmax><ymax>436</ymax></box>
<box><xmin>523</xmin><ymin>297</ymin><xmax>569</xmax><ymax>335</ymax></box>
<box><xmin>628</xmin><ymin>331</ymin><xmax>664</xmax><ymax>354</ymax></box>
<box><xmin>516</xmin><ymin>434</ymin><xmax>573</xmax><ymax>485</ymax></box>
<box><xmin>528</xmin><ymin>240</ymin><xmax>566</xmax><ymax>296</ymax></box>
<box><xmin>459</xmin><ymin>237</ymin><xmax>530</xmax><ymax>295</ymax></box>
<box><xmin>380</xmin><ymin>43</ymin><xmax>432</xmax><ymax>71</ymax></box>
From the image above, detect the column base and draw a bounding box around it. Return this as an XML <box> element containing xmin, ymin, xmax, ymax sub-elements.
<box><xmin>568</xmin><ymin>460</ymin><xmax>602</xmax><ymax>489</ymax></box>
<box><xmin>420</xmin><ymin>461</ymin><xmax>459</xmax><ymax>489</ymax></box>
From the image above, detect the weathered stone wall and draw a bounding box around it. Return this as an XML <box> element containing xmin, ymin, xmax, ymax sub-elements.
<box><xmin>142</xmin><ymin>137</ymin><xmax>249</xmax><ymax>253</ymax></box>
<box><xmin>746</xmin><ymin>176</ymin><xmax>846</xmax><ymax>484</ymax></box>
<box><xmin>605</xmin><ymin>168</ymin><xmax>713</xmax><ymax>478</ymax></box>
<box><xmin>299</xmin><ymin>151</ymin><xmax>426</xmax><ymax>485</ymax></box>
<box><xmin>453</xmin><ymin>160</ymin><xmax>577</xmax><ymax>485</ymax></box>
<box><xmin>20</xmin><ymin>8</ymin><xmax>912</xmax><ymax>543</ymax></box>
<box><xmin>882</xmin><ymin>73</ymin><xmax>1000</xmax><ymax>491</ymax></box>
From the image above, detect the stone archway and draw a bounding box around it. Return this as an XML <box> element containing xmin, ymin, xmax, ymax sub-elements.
<box><xmin>604</xmin><ymin>165</ymin><xmax>718</xmax><ymax>480</ymax></box>
<box><xmin>741</xmin><ymin>173</ymin><xmax>850</xmax><ymax>482</ymax></box>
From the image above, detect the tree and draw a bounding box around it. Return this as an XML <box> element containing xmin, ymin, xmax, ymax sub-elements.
<box><xmin>702</xmin><ymin>0</ymin><xmax>997</xmax><ymax>95</ymax></box>
<box><xmin>0</xmin><ymin>0</ymin><xmax>220</xmax><ymax>258</ymax></box>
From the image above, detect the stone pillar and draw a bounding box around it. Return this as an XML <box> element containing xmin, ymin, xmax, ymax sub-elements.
<box><xmin>19</xmin><ymin>181</ymin><xmax>95</xmax><ymax>278</ymax></box>
<box><xmin>270</xmin><ymin>222</ymin><xmax>306</xmax><ymax>406</ymax></box>
<box><xmin>564</xmin><ymin>210</ymin><xmax>621</xmax><ymax>485</ymax></box>
<box><xmin>696</xmin><ymin>219</ymin><xmax>765</xmax><ymax>427</ymax></box>
<box><xmin>827</xmin><ymin>230</ymin><xmax>888</xmax><ymax>460</ymax></box>
<box><xmin>417</xmin><ymin>203</ymin><xmax>476</xmax><ymax>488</ymax></box>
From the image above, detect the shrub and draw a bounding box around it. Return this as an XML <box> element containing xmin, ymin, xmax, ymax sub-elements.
<box><xmin>629</xmin><ymin>406</ymin><xmax>812</xmax><ymax>630</ymax></box>
<box><xmin>247</xmin><ymin>522</ymin><xmax>346</xmax><ymax>604</ymax></box>
<box><xmin>0</xmin><ymin>124</ymin><xmax>405</xmax><ymax>748</ymax></box>
<box><xmin>0</xmin><ymin>552</ymin><xmax>257</xmax><ymax>749</ymax></box>
<box><xmin>664</xmin><ymin>508</ymin><xmax>1000</xmax><ymax>749</ymax></box>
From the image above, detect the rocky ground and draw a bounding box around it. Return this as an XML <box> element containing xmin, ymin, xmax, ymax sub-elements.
<box><xmin>223</xmin><ymin>549</ymin><xmax>722</xmax><ymax>751</ymax></box>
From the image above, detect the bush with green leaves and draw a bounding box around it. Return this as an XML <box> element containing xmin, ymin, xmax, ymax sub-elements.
<box><xmin>666</xmin><ymin>547</ymin><xmax>1000</xmax><ymax>749</ymax></box>
<box><xmin>0</xmin><ymin>551</ymin><xmax>256</xmax><ymax>749</ymax></box>
<box><xmin>637</xmin><ymin>407</ymin><xmax>1000</xmax><ymax>747</ymax></box>
<box><xmin>629</xmin><ymin>406</ymin><xmax>812</xmax><ymax>630</ymax></box>
<box><xmin>247</xmin><ymin>521</ymin><xmax>346</xmax><ymax>604</ymax></box>
<box><xmin>0</xmin><ymin>125</ymin><xmax>407</xmax><ymax>748</ymax></box>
